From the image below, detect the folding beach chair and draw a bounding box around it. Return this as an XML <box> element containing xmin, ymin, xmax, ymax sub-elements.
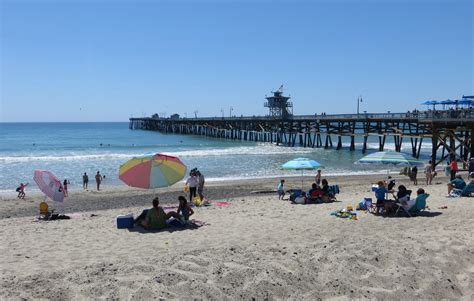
<box><xmin>396</xmin><ymin>194</ymin><xmax>429</xmax><ymax>217</ymax></box>
<box><xmin>363</xmin><ymin>198</ymin><xmax>376</xmax><ymax>213</ymax></box>
<box><xmin>289</xmin><ymin>189</ymin><xmax>303</xmax><ymax>202</ymax></box>
<box><xmin>328</xmin><ymin>185</ymin><xmax>340</xmax><ymax>200</ymax></box>
<box><xmin>452</xmin><ymin>183</ymin><xmax>474</xmax><ymax>197</ymax></box>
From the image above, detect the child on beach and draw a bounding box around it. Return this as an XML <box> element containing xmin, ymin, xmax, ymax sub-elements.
<box><xmin>277</xmin><ymin>179</ymin><xmax>285</xmax><ymax>200</ymax></box>
<box><xmin>315</xmin><ymin>169</ymin><xmax>321</xmax><ymax>186</ymax></box>
<box><xmin>177</xmin><ymin>196</ymin><xmax>194</xmax><ymax>221</ymax></box>
<box><xmin>374</xmin><ymin>181</ymin><xmax>394</xmax><ymax>215</ymax></box>
<box><xmin>16</xmin><ymin>183</ymin><xmax>28</xmax><ymax>199</ymax></box>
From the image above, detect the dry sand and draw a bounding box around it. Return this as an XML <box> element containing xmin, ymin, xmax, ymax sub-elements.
<box><xmin>0</xmin><ymin>174</ymin><xmax>473</xmax><ymax>300</ymax></box>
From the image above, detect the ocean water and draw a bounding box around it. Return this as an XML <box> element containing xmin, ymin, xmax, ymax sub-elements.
<box><xmin>0</xmin><ymin>122</ymin><xmax>433</xmax><ymax>193</ymax></box>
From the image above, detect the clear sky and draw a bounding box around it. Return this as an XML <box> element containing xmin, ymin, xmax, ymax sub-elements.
<box><xmin>1</xmin><ymin>0</ymin><xmax>472</xmax><ymax>122</ymax></box>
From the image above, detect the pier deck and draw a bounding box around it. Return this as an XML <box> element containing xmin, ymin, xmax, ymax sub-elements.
<box><xmin>130</xmin><ymin>109</ymin><xmax>474</xmax><ymax>168</ymax></box>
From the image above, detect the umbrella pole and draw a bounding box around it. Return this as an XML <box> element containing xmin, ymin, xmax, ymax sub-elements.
<box><xmin>301</xmin><ymin>170</ymin><xmax>304</xmax><ymax>190</ymax></box>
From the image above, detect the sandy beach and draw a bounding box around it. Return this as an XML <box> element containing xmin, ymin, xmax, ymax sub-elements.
<box><xmin>0</xmin><ymin>173</ymin><xmax>473</xmax><ymax>300</ymax></box>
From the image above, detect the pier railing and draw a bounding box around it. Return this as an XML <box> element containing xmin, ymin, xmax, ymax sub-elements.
<box><xmin>134</xmin><ymin>109</ymin><xmax>473</xmax><ymax>123</ymax></box>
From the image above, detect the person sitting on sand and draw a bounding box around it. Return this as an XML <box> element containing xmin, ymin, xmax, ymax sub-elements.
<box><xmin>177</xmin><ymin>196</ymin><xmax>194</xmax><ymax>221</ymax></box>
<box><xmin>447</xmin><ymin>175</ymin><xmax>466</xmax><ymax>195</ymax></box>
<box><xmin>374</xmin><ymin>181</ymin><xmax>395</xmax><ymax>215</ymax></box>
<box><xmin>396</xmin><ymin>185</ymin><xmax>412</xmax><ymax>200</ymax></box>
<box><xmin>277</xmin><ymin>179</ymin><xmax>285</xmax><ymax>200</ymax></box>
<box><xmin>306</xmin><ymin>183</ymin><xmax>323</xmax><ymax>203</ymax></box>
<box><xmin>142</xmin><ymin>197</ymin><xmax>181</xmax><ymax>230</ymax></box>
<box><xmin>292</xmin><ymin>191</ymin><xmax>306</xmax><ymax>204</ymax></box>
<box><xmin>320</xmin><ymin>179</ymin><xmax>335</xmax><ymax>203</ymax></box>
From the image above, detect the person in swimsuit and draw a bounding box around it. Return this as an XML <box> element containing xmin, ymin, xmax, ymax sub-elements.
<box><xmin>95</xmin><ymin>171</ymin><xmax>103</xmax><ymax>191</ymax></box>
<box><xmin>142</xmin><ymin>197</ymin><xmax>181</xmax><ymax>230</ymax></box>
<box><xmin>83</xmin><ymin>172</ymin><xmax>89</xmax><ymax>189</ymax></box>
<box><xmin>63</xmin><ymin>179</ymin><xmax>70</xmax><ymax>196</ymax></box>
<box><xmin>177</xmin><ymin>196</ymin><xmax>194</xmax><ymax>221</ymax></box>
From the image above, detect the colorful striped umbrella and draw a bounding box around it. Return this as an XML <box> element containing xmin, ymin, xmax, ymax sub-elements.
<box><xmin>33</xmin><ymin>170</ymin><xmax>65</xmax><ymax>202</ymax></box>
<box><xmin>119</xmin><ymin>153</ymin><xmax>187</xmax><ymax>189</ymax></box>
<box><xmin>355</xmin><ymin>151</ymin><xmax>424</xmax><ymax>166</ymax></box>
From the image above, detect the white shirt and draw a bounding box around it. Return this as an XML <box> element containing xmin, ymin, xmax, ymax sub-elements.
<box><xmin>186</xmin><ymin>176</ymin><xmax>198</xmax><ymax>188</ymax></box>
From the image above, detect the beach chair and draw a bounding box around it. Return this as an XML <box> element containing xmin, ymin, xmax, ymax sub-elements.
<box><xmin>396</xmin><ymin>194</ymin><xmax>429</xmax><ymax>217</ymax></box>
<box><xmin>452</xmin><ymin>183</ymin><xmax>474</xmax><ymax>197</ymax></box>
<box><xmin>39</xmin><ymin>202</ymin><xmax>52</xmax><ymax>220</ymax></box>
<box><xmin>39</xmin><ymin>202</ymin><xmax>49</xmax><ymax>215</ymax></box>
<box><xmin>328</xmin><ymin>185</ymin><xmax>340</xmax><ymax>199</ymax></box>
<box><xmin>289</xmin><ymin>189</ymin><xmax>302</xmax><ymax>202</ymax></box>
<box><xmin>363</xmin><ymin>198</ymin><xmax>377</xmax><ymax>213</ymax></box>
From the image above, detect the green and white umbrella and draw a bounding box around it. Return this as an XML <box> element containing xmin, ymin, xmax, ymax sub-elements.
<box><xmin>355</xmin><ymin>151</ymin><xmax>424</xmax><ymax>166</ymax></box>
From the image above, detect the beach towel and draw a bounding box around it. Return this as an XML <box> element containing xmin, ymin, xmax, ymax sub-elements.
<box><xmin>214</xmin><ymin>201</ymin><xmax>231</xmax><ymax>206</ymax></box>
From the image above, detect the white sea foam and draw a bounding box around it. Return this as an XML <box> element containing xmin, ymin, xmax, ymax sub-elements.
<box><xmin>162</xmin><ymin>145</ymin><xmax>314</xmax><ymax>158</ymax></box>
<box><xmin>0</xmin><ymin>145</ymin><xmax>315</xmax><ymax>163</ymax></box>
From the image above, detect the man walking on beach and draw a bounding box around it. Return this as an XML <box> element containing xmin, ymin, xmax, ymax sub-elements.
<box><xmin>95</xmin><ymin>171</ymin><xmax>103</xmax><ymax>191</ymax></box>
<box><xmin>83</xmin><ymin>172</ymin><xmax>89</xmax><ymax>190</ymax></box>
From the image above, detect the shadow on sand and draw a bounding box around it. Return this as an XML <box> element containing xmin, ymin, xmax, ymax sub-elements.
<box><xmin>126</xmin><ymin>222</ymin><xmax>207</xmax><ymax>234</ymax></box>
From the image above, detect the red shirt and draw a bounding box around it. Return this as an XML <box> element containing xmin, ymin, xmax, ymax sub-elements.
<box><xmin>450</xmin><ymin>160</ymin><xmax>458</xmax><ymax>171</ymax></box>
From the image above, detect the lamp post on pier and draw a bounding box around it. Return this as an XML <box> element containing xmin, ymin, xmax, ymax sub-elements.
<box><xmin>230</xmin><ymin>106</ymin><xmax>233</xmax><ymax>118</ymax></box>
<box><xmin>357</xmin><ymin>96</ymin><xmax>363</xmax><ymax>115</ymax></box>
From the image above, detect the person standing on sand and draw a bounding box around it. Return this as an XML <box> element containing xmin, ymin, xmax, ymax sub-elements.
<box><xmin>83</xmin><ymin>172</ymin><xmax>89</xmax><ymax>189</ymax></box>
<box><xmin>425</xmin><ymin>161</ymin><xmax>433</xmax><ymax>185</ymax></box>
<box><xmin>63</xmin><ymin>179</ymin><xmax>70</xmax><ymax>196</ymax></box>
<box><xmin>411</xmin><ymin>166</ymin><xmax>418</xmax><ymax>185</ymax></box>
<box><xmin>186</xmin><ymin>172</ymin><xmax>198</xmax><ymax>201</ymax></box>
<box><xmin>95</xmin><ymin>171</ymin><xmax>103</xmax><ymax>191</ymax></box>
<box><xmin>196</xmin><ymin>171</ymin><xmax>205</xmax><ymax>202</ymax></box>
<box><xmin>469</xmin><ymin>158</ymin><xmax>474</xmax><ymax>175</ymax></box>
<box><xmin>449</xmin><ymin>158</ymin><xmax>458</xmax><ymax>181</ymax></box>
<box><xmin>277</xmin><ymin>179</ymin><xmax>285</xmax><ymax>200</ymax></box>
<box><xmin>315</xmin><ymin>169</ymin><xmax>321</xmax><ymax>186</ymax></box>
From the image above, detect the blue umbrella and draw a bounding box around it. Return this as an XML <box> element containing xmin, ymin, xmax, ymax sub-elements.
<box><xmin>459</xmin><ymin>99</ymin><xmax>474</xmax><ymax>106</ymax></box>
<box><xmin>421</xmin><ymin>100</ymin><xmax>438</xmax><ymax>110</ymax></box>
<box><xmin>282</xmin><ymin>158</ymin><xmax>324</xmax><ymax>188</ymax></box>
<box><xmin>282</xmin><ymin>158</ymin><xmax>324</xmax><ymax>170</ymax></box>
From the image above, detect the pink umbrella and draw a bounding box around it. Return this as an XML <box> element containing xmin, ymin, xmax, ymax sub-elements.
<box><xmin>33</xmin><ymin>170</ymin><xmax>65</xmax><ymax>202</ymax></box>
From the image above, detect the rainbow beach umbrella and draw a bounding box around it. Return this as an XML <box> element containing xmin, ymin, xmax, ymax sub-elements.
<box><xmin>119</xmin><ymin>153</ymin><xmax>187</xmax><ymax>189</ymax></box>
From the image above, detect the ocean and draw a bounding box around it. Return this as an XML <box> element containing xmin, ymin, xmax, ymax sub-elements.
<box><xmin>0</xmin><ymin>122</ymin><xmax>433</xmax><ymax>194</ymax></box>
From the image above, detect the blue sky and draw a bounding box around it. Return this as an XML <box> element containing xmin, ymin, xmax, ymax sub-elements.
<box><xmin>1</xmin><ymin>0</ymin><xmax>472</xmax><ymax>122</ymax></box>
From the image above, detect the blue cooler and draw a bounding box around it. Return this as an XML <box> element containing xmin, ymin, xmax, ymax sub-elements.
<box><xmin>116</xmin><ymin>214</ymin><xmax>134</xmax><ymax>229</ymax></box>
<box><xmin>371</xmin><ymin>185</ymin><xmax>378</xmax><ymax>192</ymax></box>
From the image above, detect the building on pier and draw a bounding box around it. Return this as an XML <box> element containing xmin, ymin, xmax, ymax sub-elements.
<box><xmin>264</xmin><ymin>85</ymin><xmax>293</xmax><ymax>119</ymax></box>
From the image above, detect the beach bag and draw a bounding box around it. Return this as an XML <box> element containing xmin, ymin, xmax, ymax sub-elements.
<box><xmin>183</xmin><ymin>185</ymin><xmax>189</xmax><ymax>193</ymax></box>
<box><xmin>192</xmin><ymin>196</ymin><xmax>202</xmax><ymax>206</ymax></box>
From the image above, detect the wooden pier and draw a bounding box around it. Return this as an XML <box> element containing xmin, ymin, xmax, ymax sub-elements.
<box><xmin>129</xmin><ymin>90</ymin><xmax>474</xmax><ymax>168</ymax></box>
